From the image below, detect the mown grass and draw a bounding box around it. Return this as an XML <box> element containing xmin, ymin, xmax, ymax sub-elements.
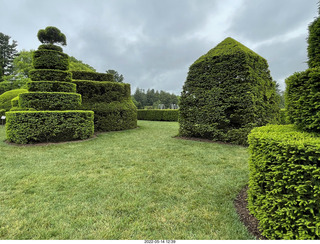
<box><xmin>0</xmin><ymin>121</ymin><xmax>253</xmax><ymax>240</ymax></box>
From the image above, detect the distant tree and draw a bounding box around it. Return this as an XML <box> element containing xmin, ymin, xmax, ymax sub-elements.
<box><xmin>106</xmin><ymin>69</ymin><xmax>124</xmax><ymax>82</ymax></box>
<box><xmin>69</xmin><ymin>56</ymin><xmax>96</xmax><ymax>72</ymax></box>
<box><xmin>12</xmin><ymin>50</ymin><xmax>34</xmax><ymax>77</ymax></box>
<box><xmin>37</xmin><ymin>26</ymin><xmax>67</xmax><ymax>46</ymax></box>
<box><xmin>0</xmin><ymin>32</ymin><xmax>18</xmax><ymax>79</ymax></box>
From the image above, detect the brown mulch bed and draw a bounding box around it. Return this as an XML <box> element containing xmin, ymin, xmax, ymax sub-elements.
<box><xmin>234</xmin><ymin>185</ymin><xmax>267</xmax><ymax>240</ymax></box>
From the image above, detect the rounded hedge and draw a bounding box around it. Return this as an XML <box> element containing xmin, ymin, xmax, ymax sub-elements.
<box><xmin>38</xmin><ymin>44</ymin><xmax>63</xmax><ymax>52</ymax></box>
<box><xmin>18</xmin><ymin>92</ymin><xmax>81</xmax><ymax>110</ymax></box>
<box><xmin>33</xmin><ymin>49</ymin><xmax>69</xmax><ymax>70</ymax></box>
<box><xmin>0</xmin><ymin>89</ymin><xmax>28</xmax><ymax>112</ymax></box>
<box><xmin>285</xmin><ymin>68</ymin><xmax>320</xmax><ymax>132</ymax></box>
<box><xmin>71</xmin><ymin>71</ymin><xmax>114</xmax><ymax>81</ymax></box>
<box><xmin>29</xmin><ymin>69</ymin><xmax>72</xmax><ymax>82</ymax></box>
<box><xmin>27</xmin><ymin>81</ymin><xmax>76</xmax><ymax>93</ymax></box>
<box><xmin>5</xmin><ymin>111</ymin><xmax>94</xmax><ymax>144</ymax></box>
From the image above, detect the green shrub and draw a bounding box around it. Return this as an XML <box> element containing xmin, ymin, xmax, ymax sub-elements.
<box><xmin>179</xmin><ymin>37</ymin><xmax>280</xmax><ymax>146</ymax></box>
<box><xmin>0</xmin><ymin>89</ymin><xmax>28</xmax><ymax>111</ymax></box>
<box><xmin>285</xmin><ymin>68</ymin><xmax>320</xmax><ymax>132</ymax></box>
<box><xmin>248</xmin><ymin>124</ymin><xmax>320</xmax><ymax>240</ymax></box>
<box><xmin>11</xmin><ymin>96</ymin><xmax>19</xmax><ymax>108</ymax></box>
<box><xmin>72</xmin><ymin>80</ymin><xmax>130</xmax><ymax>103</ymax></box>
<box><xmin>38</xmin><ymin>44</ymin><xmax>63</xmax><ymax>52</ymax></box>
<box><xmin>0</xmin><ymin>109</ymin><xmax>5</xmax><ymax>117</ymax></box>
<box><xmin>27</xmin><ymin>81</ymin><xmax>76</xmax><ymax>93</ymax></box>
<box><xmin>81</xmin><ymin>100</ymin><xmax>137</xmax><ymax>132</ymax></box>
<box><xmin>6</xmin><ymin>110</ymin><xmax>94</xmax><ymax>144</ymax></box>
<box><xmin>71</xmin><ymin>71</ymin><xmax>113</xmax><ymax>81</ymax></box>
<box><xmin>33</xmin><ymin>49</ymin><xmax>69</xmax><ymax>70</ymax></box>
<box><xmin>29</xmin><ymin>69</ymin><xmax>72</xmax><ymax>82</ymax></box>
<box><xmin>279</xmin><ymin>108</ymin><xmax>288</xmax><ymax>125</ymax></box>
<box><xmin>19</xmin><ymin>92</ymin><xmax>81</xmax><ymax>110</ymax></box>
<box><xmin>0</xmin><ymin>82</ymin><xmax>15</xmax><ymax>95</ymax></box>
<box><xmin>137</xmin><ymin>109</ymin><xmax>179</xmax><ymax>121</ymax></box>
<box><xmin>308</xmin><ymin>11</ymin><xmax>320</xmax><ymax>68</ymax></box>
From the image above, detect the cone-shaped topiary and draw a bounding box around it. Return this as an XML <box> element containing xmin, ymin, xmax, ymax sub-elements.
<box><xmin>179</xmin><ymin>37</ymin><xmax>280</xmax><ymax>145</ymax></box>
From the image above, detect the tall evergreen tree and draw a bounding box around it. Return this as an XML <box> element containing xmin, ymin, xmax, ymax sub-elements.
<box><xmin>307</xmin><ymin>2</ymin><xmax>320</xmax><ymax>68</ymax></box>
<box><xmin>0</xmin><ymin>32</ymin><xmax>18</xmax><ymax>79</ymax></box>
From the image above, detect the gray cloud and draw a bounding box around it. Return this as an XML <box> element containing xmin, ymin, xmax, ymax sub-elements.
<box><xmin>0</xmin><ymin>0</ymin><xmax>318</xmax><ymax>94</ymax></box>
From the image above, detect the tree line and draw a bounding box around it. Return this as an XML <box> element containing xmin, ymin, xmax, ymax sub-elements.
<box><xmin>132</xmin><ymin>88</ymin><xmax>179</xmax><ymax>109</ymax></box>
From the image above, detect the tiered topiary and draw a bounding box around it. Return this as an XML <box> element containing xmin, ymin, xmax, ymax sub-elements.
<box><xmin>248</xmin><ymin>6</ymin><xmax>320</xmax><ymax>240</ymax></box>
<box><xmin>5</xmin><ymin>27</ymin><xmax>94</xmax><ymax>144</ymax></box>
<box><xmin>179</xmin><ymin>37</ymin><xmax>280</xmax><ymax>145</ymax></box>
<box><xmin>71</xmin><ymin>71</ymin><xmax>137</xmax><ymax>132</ymax></box>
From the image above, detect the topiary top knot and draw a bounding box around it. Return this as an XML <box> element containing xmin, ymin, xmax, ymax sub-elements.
<box><xmin>37</xmin><ymin>26</ymin><xmax>67</xmax><ymax>46</ymax></box>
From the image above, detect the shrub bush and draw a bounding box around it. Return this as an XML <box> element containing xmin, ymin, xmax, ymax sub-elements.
<box><xmin>179</xmin><ymin>37</ymin><xmax>280</xmax><ymax>145</ymax></box>
<box><xmin>0</xmin><ymin>89</ymin><xmax>28</xmax><ymax>111</ymax></box>
<box><xmin>81</xmin><ymin>100</ymin><xmax>137</xmax><ymax>132</ymax></box>
<box><xmin>6</xmin><ymin>111</ymin><xmax>94</xmax><ymax>144</ymax></box>
<box><xmin>72</xmin><ymin>80</ymin><xmax>130</xmax><ymax>103</ymax></box>
<box><xmin>19</xmin><ymin>92</ymin><xmax>81</xmax><ymax>110</ymax></box>
<box><xmin>285</xmin><ymin>68</ymin><xmax>320</xmax><ymax>132</ymax></box>
<box><xmin>137</xmin><ymin>109</ymin><xmax>179</xmax><ymax>121</ymax></box>
<box><xmin>248</xmin><ymin>124</ymin><xmax>320</xmax><ymax>240</ymax></box>
<box><xmin>0</xmin><ymin>109</ymin><xmax>5</xmax><ymax>117</ymax></box>
<box><xmin>71</xmin><ymin>70</ymin><xmax>113</xmax><ymax>81</ymax></box>
<box><xmin>27</xmin><ymin>81</ymin><xmax>76</xmax><ymax>93</ymax></box>
<box><xmin>29</xmin><ymin>69</ymin><xmax>72</xmax><ymax>82</ymax></box>
<box><xmin>38</xmin><ymin>44</ymin><xmax>63</xmax><ymax>52</ymax></box>
<box><xmin>33</xmin><ymin>49</ymin><xmax>69</xmax><ymax>70</ymax></box>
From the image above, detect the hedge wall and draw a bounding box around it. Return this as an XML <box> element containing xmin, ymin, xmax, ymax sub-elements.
<box><xmin>18</xmin><ymin>92</ymin><xmax>81</xmax><ymax>110</ymax></box>
<box><xmin>71</xmin><ymin>71</ymin><xmax>114</xmax><ymax>81</ymax></box>
<box><xmin>5</xmin><ymin>111</ymin><xmax>94</xmax><ymax>144</ymax></box>
<box><xmin>179</xmin><ymin>37</ymin><xmax>280</xmax><ymax>146</ymax></box>
<box><xmin>27</xmin><ymin>81</ymin><xmax>76</xmax><ymax>93</ymax></box>
<box><xmin>137</xmin><ymin>109</ymin><xmax>179</xmax><ymax>121</ymax></box>
<box><xmin>29</xmin><ymin>69</ymin><xmax>72</xmax><ymax>82</ymax></box>
<box><xmin>33</xmin><ymin>49</ymin><xmax>69</xmax><ymax>70</ymax></box>
<box><xmin>248</xmin><ymin>124</ymin><xmax>320</xmax><ymax>239</ymax></box>
<box><xmin>285</xmin><ymin>68</ymin><xmax>320</xmax><ymax>132</ymax></box>
<box><xmin>72</xmin><ymin>80</ymin><xmax>130</xmax><ymax>103</ymax></box>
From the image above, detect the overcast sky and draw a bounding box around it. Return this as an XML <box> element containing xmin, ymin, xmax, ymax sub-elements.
<box><xmin>1</xmin><ymin>0</ymin><xmax>318</xmax><ymax>94</ymax></box>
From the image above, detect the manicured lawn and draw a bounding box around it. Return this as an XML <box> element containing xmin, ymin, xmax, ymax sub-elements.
<box><xmin>0</xmin><ymin>121</ymin><xmax>253</xmax><ymax>240</ymax></box>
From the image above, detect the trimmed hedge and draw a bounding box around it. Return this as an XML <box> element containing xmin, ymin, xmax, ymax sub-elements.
<box><xmin>19</xmin><ymin>92</ymin><xmax>81</xmax><ymax>110</ymax></box>
<box><xmin>81</xmin><ymin>100</ymin><xmax>137</xmax><ymax>132</ymax></box>
<box><xmin>137</xmin><ymin>109</ymin><xmax>179</xmax><ymax>121</ymax></box>
<box><xmin>0</xmin><ymin>89</ymin><xmax>28</xmax><ymax>111</ymax></box>
<box><xmin>29</xmin><ymin>69</ymin><xmax>72</xmax><ymax>82</ymax></box>
<box><xmin>285</xmin><ymin>68</ymin><xmax>320</xmax><ymax>132</ymax></box>
<box><xmin>71</xmin><ymin>70</ymin><xmax>113</xmax><ymax>81</ymax></box>
<box><xmin>33</xmin><ymin>49</ymin><xmax>69</xmax><ymax>70</ymax></box>
<box><xmin>27</xmin><ymin>81</ymin><xmax>76</xmax><ymax>93</ymax></box>
<box><xmin>72</xmin><ymin>80</ymin><xmax>130</xmax><ymax>103</ymax></box>
<box><xmin>38</xmin><ymin>44</ymin><xmax>63</xmax><ymax>52</ymax></box>
<box><xmin>248</xmin><ymin>124</ymin><xmax>320</xmax><ymax>240</ymax></box>
<box><xmin>5</xmin><ymin>110</ymin><xmax>94</xmax><ymax>144</ymax></box>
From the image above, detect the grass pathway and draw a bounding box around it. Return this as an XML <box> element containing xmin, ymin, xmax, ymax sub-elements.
<box><xmin>0</xmin><ymin>121</ymin><xmax>253</xmax><ymax>239</ymax></box>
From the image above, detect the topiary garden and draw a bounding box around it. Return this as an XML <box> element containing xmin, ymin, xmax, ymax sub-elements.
<box><xmin>247</xmin><ymin>8</ymin><xmax>320</xmax><ymax>240</ymax></box>
<box><xmin>179</xmin><ymin>37</ymin><xmax>280</xmax><ymax>146</ymax></box>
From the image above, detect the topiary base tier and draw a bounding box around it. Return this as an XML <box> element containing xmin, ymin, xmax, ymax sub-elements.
<box><xmin>5</xmin><ymin>110</ymin><xmax>94</xmax><ymax>144</ymax></box>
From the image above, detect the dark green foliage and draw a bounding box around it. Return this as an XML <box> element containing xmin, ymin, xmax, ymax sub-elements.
<box><xmin>279</xmin><ymin>109</ymin><xmax>289</xmax><ymax>125</ymax></box>
<box><xmin>0</xmin><ymin>32</ymin><xmax>18</xmax><ymax>76</ymax></box>
<box><xmin>285</xmin><ymin>68</ymin><xmax>320</xmax><ymax>132</ymax></box>
<box><xmin>38</xmin><ymin>44</ymin><xmax>63</xmax><ymax>52</ymax></box>
<box><xmin>19</xmin><ymin>92</ymin><xmax>81</xmax><ymax>110</ymax></box>
<box><xmin>179</xmin><ymin>37</ymin><xmax>280</xmax><ymax>145</ymax></box>
<box><xmin>0</xmin><ymin>82</ymin><xmax>20</xmax><ymax>95</ymax></box>
<box><xmin>0</xmin><ymin>109</ymin><xmax>5</xmax><ymax>117</ymax></box>
<box><xmin>105</xmin><ymin>69</ymin><xmax>124</xmax><ymax>82</ymax></box>
<box><xmin>71</xmin><ymin>70</ymin><xmax>113</xmax><ymax>81</ymax></box>
<box><xmin>248</xmin><ymin>125</ymin><xmax>320</xmax><ymax>240</ymax></box>
<box><xmin>137</xmin><ymin>109</ymin><xmax>179</xmax><ymax>121</ymax></box>
<box><xmin>72</xmin><ymin>80</ymin><xmax>130</xmax><ymax>103</ymax></box>
<box><xmin>81</xmin><ymin>100</ymin><xmax>137</xmax><ymax>132</ymax></box>
<box><xmin>0</xmin><ymin>89</ymin><xmax>28</xmax><ymax>111</ymax></box>
<box><xmin>29</xmin><ymin>69</ymin><xmax>72</xmax><ymax>82</ymax></box>
<box><xmin>33</xmin><ymin>49</ymin><xmax>69</xmax><ymax>70</ymax></box>
<box><xmin>27</xmin><ymin>81</ymin><xmax>76</xmax><ymax>93</ymax></box>
<box><xmin>5</xmin><ymin>111</ymin><xmax>94</xmax><ymax>144</ymax></box>
<box><xmin>37</xmin><ymin>26</ymin><xmax>67</xmax><ymax>46</ymax></box>
<box><xmin>308</xmin><ymin>14</ymin><xmax>320</xmax><ymax>68</ymax></box>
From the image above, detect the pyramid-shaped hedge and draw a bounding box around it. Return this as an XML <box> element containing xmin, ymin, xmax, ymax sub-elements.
<box><xmin>5</xmin><ymin>32</ymin><xmax>94</xmax><ymax>144</ymax></box>
<box><xmin>179</xmin><ymin>37</ymin><xmax>280</xmax><ymax>145</ymax></box>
